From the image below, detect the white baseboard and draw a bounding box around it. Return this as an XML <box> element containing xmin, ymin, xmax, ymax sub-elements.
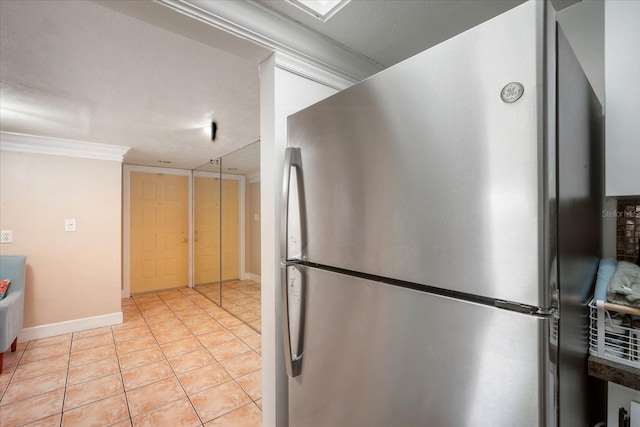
<box><xmin>245</xmin><ymin>273</ymin><xmax>261</xmax><ymax>283</ymax></box>
<box><xmin>18</xmin><ymin>312</ymin><xmax>123</xmax><ymax>343</ymax></box>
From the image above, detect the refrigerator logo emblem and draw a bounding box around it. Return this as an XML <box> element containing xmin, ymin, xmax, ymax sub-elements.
<box><xmin>501</xmin><ymin>82</ymin><xmax>524</xmax><ymax>103</ymax></box>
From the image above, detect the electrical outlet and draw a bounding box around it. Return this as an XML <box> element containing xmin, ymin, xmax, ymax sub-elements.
<box><xmin>1</xmin><ymin>230</ymin><xmax>13</xmax><ymax>243</ymax></box>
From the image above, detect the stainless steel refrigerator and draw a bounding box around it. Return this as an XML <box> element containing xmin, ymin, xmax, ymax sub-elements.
<box><xmin>281</xmin><ymin>1</ymin><xmax>602</xmax><ymax>426</ymax></box>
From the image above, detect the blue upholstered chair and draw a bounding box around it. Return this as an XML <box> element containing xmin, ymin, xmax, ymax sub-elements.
<box><xmin>0</xmin><ymin>255</ymin><xmax>26</xmax><ymax>374</ymax></box>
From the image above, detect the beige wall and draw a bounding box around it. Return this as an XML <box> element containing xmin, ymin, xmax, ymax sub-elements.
<box><xmin>0</xmin><ymin>151</ymin><xmax>122</xmax><ymax>328</ymax></box>
<box><xmin>245</xmin><ymin>180</ymin><xmax>261</xmax><ymax>276</ymax></box>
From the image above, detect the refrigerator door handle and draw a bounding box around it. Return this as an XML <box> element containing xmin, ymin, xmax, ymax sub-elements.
<box><xmin>281</xmin><ymin>147</ymin><xmax>305</xmax><ymax>377</ymax></box>
<box><xmin>281</xmin><ymin>263</ymin><xmax>304</xmax><ymax>377</ymax></box>
<box><xmin>281</xmin><ymin>147</ymin><xmax>305</xmax><ymax>261</ymax></box>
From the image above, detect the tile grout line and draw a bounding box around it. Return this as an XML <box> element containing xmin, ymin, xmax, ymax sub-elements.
<box><xmin>110</xmin><ymin>318</ymin><xmax>133</xmax><ymax>427</ymax></box>
<box><xmin>58</xmin><ymin>335</ymin><xmax>73</xmax><ymax>427</ymax></box>
<box><xmin>0</xmin><ymin>343</ymin><xmax>24</xmax><ymax>403</ymax></box>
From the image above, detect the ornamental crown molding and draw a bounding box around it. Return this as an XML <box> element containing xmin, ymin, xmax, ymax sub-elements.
<box><xmin>273</xmin><ymin>51</ymin><xmax>354</xmax><ymax>91</ymax></box>
<box><xmin>155</xmin><ymin>0</ymin><xmax>381</xmax><ymax>84</ymax></box>
<box><xmin>0</xmin><ymin>132</ymin><xmax>130</xmax><ymax>162</ymax></box>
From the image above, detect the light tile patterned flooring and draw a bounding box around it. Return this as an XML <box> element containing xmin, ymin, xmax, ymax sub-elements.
<box><xmin>0</xmin><ymin>287</ymin><xmax>262</xmax><ymax>426</ymax></box>
<box><xmin>195</xmin><ymin>281</ymin><xmax>261</xmax><ymax>333</ymax></box>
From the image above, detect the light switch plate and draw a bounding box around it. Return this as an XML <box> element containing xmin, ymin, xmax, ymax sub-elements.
<box><xmin>65</xmin><ymin>219</ymin><xmax>76</xmax><ymax>232</ymax></box>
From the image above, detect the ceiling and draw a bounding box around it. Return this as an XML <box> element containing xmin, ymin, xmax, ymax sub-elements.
<box><xmin>258</xmin><ymin>0</ymin><xmax>526</xmax><ymax>68</ymax></box>
<box><xmin>0</xmin><ymin>0</ymin><xmax>262</xmax><ymax>170</ymax></box>
<box><xmin>195</xmin><ymin>140</ymin><xmax>260</xmax><ymax>177</ymax></box>
<box><xmin>0</xmin><ymin>0</ymin><xmax>595</xmax><ymax>172</ymax></box>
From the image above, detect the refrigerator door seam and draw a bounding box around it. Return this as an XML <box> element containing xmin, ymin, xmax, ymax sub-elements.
<box><xmin>294</xmin><ymin>260</ymin><xmax>556</xmax><ymax>317</ymax></box>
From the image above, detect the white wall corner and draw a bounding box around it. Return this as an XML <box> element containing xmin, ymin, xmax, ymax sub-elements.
<box><xmin>247</xmin><ymin>171</ymin><xmax>261</xmax><ymax>183</ymax></box>
<box><xmin>245</xmin><ymin>272</ymin><xmax>261</xmax><ymax>283</ymax></box>
<box><xmin>260</xmin><ymin>53</ymin><xmax>341</xmax><ymax>427</ymax></box>
<box><xmin>0</xmin><ymin>131</ymin><xmax>130</xmax><ymax>162</ymax></box>
<box><xmin>18</xmin><ymin>312</ymin><xmax>123</xmax><ymax>342</ymax></box>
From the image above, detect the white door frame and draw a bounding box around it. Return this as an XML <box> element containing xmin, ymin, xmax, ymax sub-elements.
<box><xmin>122</xmin><ymin>165</ymin><xmax>193</xmax><ymax>298</ymax></box>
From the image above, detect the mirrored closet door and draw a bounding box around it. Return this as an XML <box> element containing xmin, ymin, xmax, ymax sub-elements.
<box><xmin>192</xmin><ymin>142</ymin><xmax>261</xmax><ymax>332</ymax></box>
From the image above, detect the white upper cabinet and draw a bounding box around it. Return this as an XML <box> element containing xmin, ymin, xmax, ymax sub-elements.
<box><xmin>605</xmin><ymin>0</ymin><xmax>640</xmax><ymax>197</ymax></box>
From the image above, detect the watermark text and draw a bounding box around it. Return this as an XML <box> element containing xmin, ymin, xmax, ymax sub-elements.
<box><xmin>602</xmin><ymin>209</ymin><xmax>639</xmax><ymax>218</ymax></box>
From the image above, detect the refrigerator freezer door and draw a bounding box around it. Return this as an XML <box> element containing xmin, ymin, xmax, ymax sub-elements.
<box><xmin>288</xmin><ymin>266</ymin><xmax>555</xmax><ymax>427</ymax></box>
<box><xmin>287</xmin><ymin>1</ymin><xmax>549</xmax><ymax>307</ymax></box>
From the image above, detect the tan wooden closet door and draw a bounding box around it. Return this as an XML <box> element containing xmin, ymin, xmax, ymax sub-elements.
<box><xmin>221</xmin><ymin>179</ymin><xmax>239</xmax><ymax>281</ymax></box>
<box><xmin>194</xmin><ymin>176</ymin><xmax>221</xmax><ymax>285</ymax></box>
<box><xmin>130</xmin><ymin>172</ymin><xmax>188</xmax><ymax>293</ymax></box>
